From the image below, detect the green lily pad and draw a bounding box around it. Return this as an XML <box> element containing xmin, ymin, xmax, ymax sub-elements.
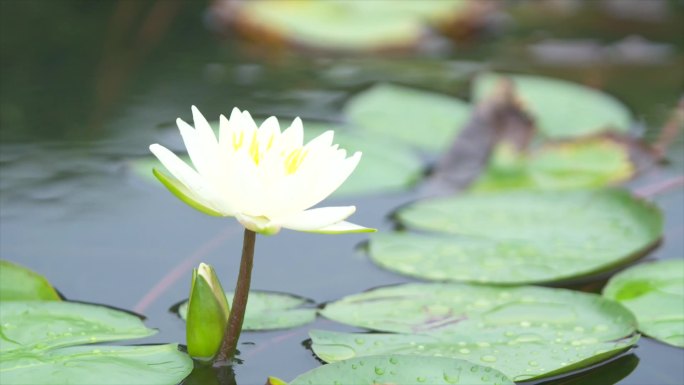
<box><xmin>472</xmin><ymin>138</ymin><xmax>634</xmax><ymax>192</ymax></box>
<box><xmin>0</xmin><ymin>301</ymin><xmax>192</xmax><ymax>385</ymax></box>
<box><xmin>289</xmin><ymin>355</ymin><xmax>514</xmax><ymax>385</ymax></box>
<box><xmin>177</xmin><ymin>291</ymin><xmax>315</xmax><ymax>331</ymax></box>
<box><xmin>473</xmin><ymin>73</ymin><xmax>632</xmax><ymax>138</ymax></box>
<box><xmin>344</xmin><ymin>83</ymin><xmax>471</xmax><ymax>152</ymax></box>
<box><xmin>228</xmin><ymin>0</ymin><xmax>469</xmax><ymax>52</ymax></box>
<box><xmin>0</xmin><ymin>344</ymin><xmax>192</xmax><ymax>385</ymax></box>
<box><xmin>0</xmin><ymin>260</ymin><xmax>61</xmax><ymax>301</ymax></box>
<box><xmin>380</xmin><ymin>189</ymin><xmax>661</xmax><ymax>284</ymax></box>
<box><xmin>603</xmin><ymin>259</ymin><xmax>684</xmax><ymax>348</ymax></box>
<box><xmin>315</xmin><ymin>283</ymin><xmax>638</xmax><ymax>381</ymax></box>
<box><xmin>133</xmin><ymin>124</ymin><xmax>422</xmax><ymax>198</ymax></box>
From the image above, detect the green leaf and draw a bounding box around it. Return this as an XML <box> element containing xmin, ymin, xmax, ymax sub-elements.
<box><xmin>0</xmin><ymin>301</ymin><xmax>155</xmax><ymax>353</ymax></box>
<box><xmin>603</xmin><ymin>259</ymin><xmax>684</xmax><ymax>348</ymax></box>
<box><xmin>377</xmin><ymin>189</ymin><xmax>662</xmax><ymax>284</ymax></box>
<box><xmin>0</xmin><ymin>344</ymin><xmax>192</xmax><ymax>385</ymax></box>
<box><xmin>344</xmin><ymin>83</ymin><xmax>471</xmax><ymax>152</ymax></box>
<box><xmin>472</xmin><ymin>139</ymin><xmax>634</xmax><ymax>192</ymax></box>
<box><xmin>0</xmin><ymin>260</ymin><xmax>60</xmax><ymax>301</ymax></box>
<box><xmin>231</xmin><ymin>0</ymin><xmax>468</xmax><ymax>51</ymax></box>
<box><xmin>315</xmin><ymin>283</ymin><xmax>639</xmax><ymax>382</ymax></box>
<box><xmin>474</xmin><ymin>73</ymin><xmax>632</xmax><ymax>138</ymax></box>
<box><xmin>0</xmin><ymin>301</ymin><xmax>191</xmax><ymax>384</ymax></box>
<box><xmin>289</xmin><ymin>355</ymin><xmax>514</xmax><ymax>385</ymax></box>
<box><xmin>178</xmin><ymin>291</ymin><xmax>315</xmax><ymax>331</ymax></box>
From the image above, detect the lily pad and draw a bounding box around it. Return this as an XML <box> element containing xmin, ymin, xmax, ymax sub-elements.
<box><xmin>0</xmin><ymin>259</ymin><xmax>61</xmax><ymax>301</ymax></box>
<box><xmin>133</xmin><ymin>124</ymin><xmax>422</xmax><ymax>198</ymax></box>
<box><xmin>344</xmin><ymin>83</ymin><xmax>471</xmax><ymax>152</ymax></box>
<box><xmin>224</xmin><ymin>0</ymin><xmax>469</xmax><ymax>52</ymax></box>
<box><xmin>380</xmin><ymin>189</ymin><xmax>662</xmax><ymax>284</ymax></box>
<box><xmin>177</xmin><ymin>291</ymin><xmax>315</xmax><ymax>331</ymax></box>
<box><xmin>0</xmin><ymin>301</ymin><xmax>192</xmax><ymax>385</ymax></box>
<box><xmin>472</xmin><ymin>138</ymin><xmax>634</xmax><ymax>192</ymax></box>
<box><xmin>0</xmin><ymin>344</ymin><xmax>192</xmax><ymax>385</ymax></box>
<box><xmin>315</xmin><ymin>283</ymin><xmax>639</xmax><ymax>381</ymax></box>
<box><xmin>474</xmin><ymin>73</ymin><xmax>632</xmax><ymax>138</ymax></box>
<box><xmin>603</xmin><ymin>259</ymin><xmax>684</xmax><ymax>348</ymax></box>
<box><xmin>289</xmin><ymin>355</ymin><xmax>514</xmax><ymax>385</ymax></box>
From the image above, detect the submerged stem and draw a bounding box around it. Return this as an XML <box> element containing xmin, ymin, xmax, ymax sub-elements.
<box><xmin>215</xmin><ymin>229</ymin><xmax>256</xmax><ymax>365</ymax></box>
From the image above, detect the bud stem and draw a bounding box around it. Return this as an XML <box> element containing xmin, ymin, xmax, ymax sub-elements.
<box><xmin>215</xmin><ymin>229</ymin><xmax>256</xmax><ymax>365</ymax></box>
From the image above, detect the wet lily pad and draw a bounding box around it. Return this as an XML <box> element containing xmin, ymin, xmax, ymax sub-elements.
<box><xmin>315</xmin><ymin>283</ymin><xmax>639</xmax><ymax>381</ymax></box>
<box><xmin>223</xmin><ymin>0</ymin><xmax>469</xmax><ymax>52</ymax></box>
<box><xmin>0</xmin><ymin>259</ymin><xmax>61</xmax><ymax>301</ymax></box>
<box><xmin>474</xmin><ymin>73</ymin><xmax>632</xmax><ymax>138</ymax></box>
<box><xmin>177</xmin><ymin>291</ymin><xmax>315</xmax><ymax>331</ymax></box>
<box><xmin>1</xmin><ymin>344</ymin><xmax>192</xmax><ymax>385</ymax></box>
<box><xmin>379</xmin><ymin>189</ymin><xmax>662</xmax><ymax>284</ymax></box>
<box><xmin>603</xmin><ymin>259</ymin><xmax>684</xmax><ymax>348</ymax></box>
<box><xmin>344</xmin><ymin>83</ymin><xmax>471</xmax><ymax>152</ymax></box>
<box><xmin>133</xmin><ymin>124</ymin><xmax>422</xmax><ymax>197</ymax></box>
<box><xmin>473</xmin><ymin>138</ymin><xmax>634</xmax><ymax>192</ymax></box>
<box><xmin>288</xmin><ymin>355</ymin><xmax>514</xmax><ymax>385</ymax></box>
<box><xmin>0</xmin><ymin>301</ymin><xmax>192</xmax><ymax>385</ymax></box>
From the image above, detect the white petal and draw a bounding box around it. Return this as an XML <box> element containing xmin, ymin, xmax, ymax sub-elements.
<box><xmin>235</xmin><ymin>213</ymin><xmax>281</xmax><ymax>235</ymax></box>
<box><xmin>191</xmin><ymin>105</ymin><xmax>218</xmax><ymax>145</ymax></box>
<box><xmin>278</xmin><ymin>206</ymin><xmax>356</xmax><ymax>231</ymax></box>
<box><xmin>281</xmin><ymin>117</ymin><xmax>304</xmax><ymax>148</ymax></box>
<box><xmin>219</xmin><ymin>107</ymin><xmax>243</xmax><ymax>148</ymax></box>
<box><xmin>149</xmin><ymin>144</ymin><xmax>227</xmax><ymax>214</ymax></box>
<box><xmin>304</xmin><ymin>221</ymin><xmax>376</xmax><ymax>234</ymax></box>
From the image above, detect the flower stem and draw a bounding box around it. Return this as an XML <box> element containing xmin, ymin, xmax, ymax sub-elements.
<box><xmin>215</xmin><ymin>229</ymin><xmax>256</xmax><ymax>365</ymax></box>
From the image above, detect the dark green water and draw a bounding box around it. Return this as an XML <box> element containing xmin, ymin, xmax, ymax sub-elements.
<box><xmin>1</xmin><ymin>1</ymin><xmax>682</xmax><ymax>384</ymax></box>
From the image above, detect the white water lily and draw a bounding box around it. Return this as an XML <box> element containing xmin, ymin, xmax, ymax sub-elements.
<box><xmin>149</xmin><ymin>106</ymin><xmax>374</xmax><ymax>235</ymax></box>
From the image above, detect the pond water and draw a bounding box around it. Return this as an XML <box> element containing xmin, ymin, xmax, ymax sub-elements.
<box><xmin>1</xmin><ymin>1</ymin><xmax>683</xmax><ymax>384</ymax></box>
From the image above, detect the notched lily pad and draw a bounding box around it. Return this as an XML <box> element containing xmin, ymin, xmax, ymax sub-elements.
<box><xmin>0</xmin><ymin>301</ymin><xmax>192</xmax><ymax>385</ymax></box>
<box><xmin>603</xmin><ymin>259</ymin><xmax>684</xmax><ymax>348</ymax></box>
<box><xmin>177</xmin><ymin>291</ymin><xmax>316</xmax><ymax>331</ymax></box>
<box><xmin>288</xmin><ymin>355</ymin><xmax>514</xmax><ymax>385</ymax></box>
<box><xmin>0</xmin><ymin>259</ymin><xmax>61</xmax><ymax>301</ymax></box>
<box><xmin>344</xmin><ymin>83</ymin><xmax>471</xmax><ymax>152</ymax></box>
<box><xmin>315</xmin><ymin>283</ymin><xmax>639</xmax><ymax>381</ymax></box>
<box><xmin>474</xmin><ymin>73</ymin><xmax>632</xmax><ymax>138</ymax></box>
<box><xmin>378</xmin><ymin>189</ymin><xmax>662</xmax><ymax>284</ymax></box>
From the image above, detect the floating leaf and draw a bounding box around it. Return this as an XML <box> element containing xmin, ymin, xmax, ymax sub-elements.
<box><xmin>223</xmin><ymin>0</ymin><xmax>469</xmax><ymax>52</ymax></box>
<box><xmin>474</xmin><ymin>73</ymin><xmax>632</xmax><ymax>138</ymax></box>
<box><xmin>473</xmin><ymin>138</ymin><xmax>634</xmax><ymax>192</ymax></box>
<box><xmin>315</xmin><ymin>283</ymin><xmax>638</xmax><ymax>381</ymax></box>
<box><xmin>289</xmin><ymin>355</ymin><xmax>514</xmax><ymax>385</ymax></box>
<box><xmin>603</xmin><ymin>259</ymin><xmax>684</xmax><ymax>348</ymax></box>
<box><xmin>0</xmin><ymin>301</ymin><xmax>192</xmax><ymax>385</ymax></box>
<box><xmin>177</xmin><ymin>291</ymin><xmax>315</xmax><ymax>331</ymax></box>
<box><xmin>378</xmin><ymin>189</ymin><xmax>662</xmax><ymax>284</ymax></box>
<box><xmin>133</xmin><ymin>125</ymin><xmax>422</xmax><ymax>197</ymax></box>
<box><xmin>344</xmin><ymin>83</ymin><xmax>471</xmax><ymax>152</ymax></box>
<box><xmin>0</xmin><ymin>344</ymin><xmax>192</xmax><ymax>385</ymax></box>
<box><xmin>0</xmin><ymin>260</ymin><xmax>60</xmax><ymax>301</ymax></box>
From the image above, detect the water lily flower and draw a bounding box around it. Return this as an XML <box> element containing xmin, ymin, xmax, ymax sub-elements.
<box><xmin>149</xmin><ymin>106</ymin><xmax>374</xmax><ymax>235</ymax></box>
<box><xmin>185</xmin><ymin>263</ymin><xmax>230</xmax><ymax>361</ymax></box>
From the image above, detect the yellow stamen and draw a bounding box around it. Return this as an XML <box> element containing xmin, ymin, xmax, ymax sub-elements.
<box><xmin>232</xmin><ymin>131</ymin><xmax>244</xmax><ymax>151</ymax></box>
<box><xmin>284</xmin><ymin>148</ymin><xmax>308</xmax><ymax>175</ymax></box>
<box><xmin>249</xmin><ymin>131</ymin><xmax>260</xmax><ymax>164</ymax></box>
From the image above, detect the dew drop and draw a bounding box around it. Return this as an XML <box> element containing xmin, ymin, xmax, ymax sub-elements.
<box><xmin>354</xmin><ymin>338</ymin><xmax>365</xmax><ymax>345</ymax></box>
<box><xmin>459</xmin><ymin>348</ymin><xmax>470</xmax><ymax>354</ymax></box>
<box><xmin>528</xmin><ymin>360</ymin><xmax>539</xmax><ymax>367</ymax></box>
<box><xmin>481</xmin><ymin>355</ymin><xmax>497</xmax><ymax>363</ymax></box>
<box><xmin>389</xmin><ymin>357</ymin><xmax>398</xmax><ymax>365</ymax></box>
<box><xmin>374</xmin><ymin>366</ymin><xmax>385</xmax><ymax>375</ymax></box>
<box><xmin>416</xmin><ymin>376</ymin><xmax>427</xmax><ymax>383</ymax></box>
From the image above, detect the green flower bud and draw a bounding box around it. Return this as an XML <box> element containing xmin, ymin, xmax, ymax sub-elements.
<box><xmin>186</xmin><ymin>263</ymin><xmax>230</xmax><ymax>361</ymax></box>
